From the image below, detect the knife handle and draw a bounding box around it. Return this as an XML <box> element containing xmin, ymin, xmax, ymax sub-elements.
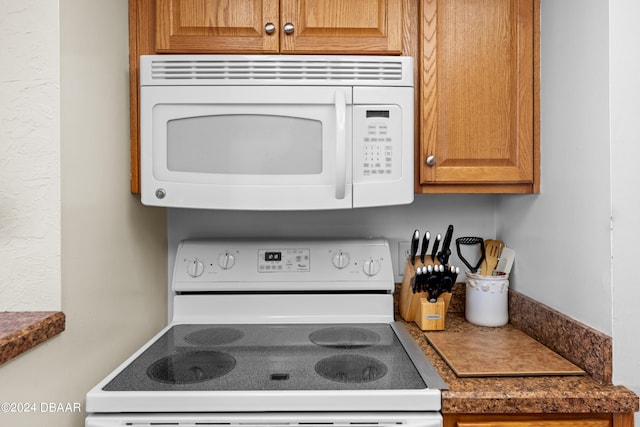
<box><xmin>410</xmin><ymin>229</ymin><xmax>420</xmax><ymax>265</ymax></box>
<box><xmin>420</xmin><ymin>231</ymin><xmax>430</xmax><ymax>264</ymax></box>
<box><xmin>431</xmin><ymin>233</ymin><xmax>441</xmax><ymax>262</ymax></box>
<box><xmin>438</xmin><ymin>224</ymin><xmax>454</xmax><ymax>265</ymax></box>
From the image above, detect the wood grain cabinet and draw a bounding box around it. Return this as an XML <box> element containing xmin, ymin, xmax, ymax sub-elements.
<box><xmin>444</xmin><ymin>413</ymin><xmax>634</xmax><ymax>427</ymax></box>
<box><xmin>154</xmin><ymin>0</ymin><xmax>402</xmax><ymax>54</ymax></box>
<box><xmin>417</xmin><ymin>0</ymin><xmax>540</xmax><ymax>193</ymax></box>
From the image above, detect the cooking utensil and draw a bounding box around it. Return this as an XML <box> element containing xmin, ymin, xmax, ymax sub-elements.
<box><xmin>440</xmin><ymin>273</ymin><xmax>454</xmax><ymax>295</ymax></box>
<box><xmin>481</xmin><ymin>239</ymin><xmax>504</xmax><ymax>275</ymax></box>
<box><xmin>438</xmin><ymin>224</ymin><xmax>454</xmax><ymax>265</ymax></box>
<box><xmin>424</xmin><ymin>265</ymin><xmax>433</xmax><ymax>293</ymax></box>
<box><xmin>412</xmin><ymin>266</ymin><xmax>421</xmax><ymax>293</ymax></box>
<box><xmin>426</xmin><ymin>267</ymin><xmax>441</xmax><ymax>302</ymax></box>
<box><xmin>419</xmin><ymin>231</ymin><xmax>430</xmax><ymax>264</ymax></box>
<box><xmin>440</xmin><ymin>265</ymin><xmax>460</xmax><ymax>294</ymax></box>
<box><xmin>421</xmin><ymin>265</ymin><xmax>429</xmax><ymax>292</ymax></box>
<box><xmin>455</xmin><ymin>237</ymin><xmax>485</xmax><ymax>273</ymax></box>
<box><xmin>431</xmin><ymin>233</ymin><xmax>441</xmax><ymax>262</ymax></box>
<box><xmin>410</xmin><ymin>230</ymin><xmax>420</xmax><ymax>266</ymax></box>
<box><xmin>420</xmin><ymin>232</ymin><xmax>430</xmax><ymax>264</ymax></box>
<box><xmin>495</xmin><ymin>247</ymin><xmax>515</xmax><ymax>275</ymax></box>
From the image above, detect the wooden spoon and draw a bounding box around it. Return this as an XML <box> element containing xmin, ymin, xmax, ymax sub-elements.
<box><xmin>481</xmin><ymin>239</ymin><xmax>504</xmax><ymax>275</ymax></box>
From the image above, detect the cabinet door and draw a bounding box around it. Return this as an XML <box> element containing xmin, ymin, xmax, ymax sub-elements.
<box><xmin>444</xmin><ymin>414</ymin><xmax>613</xmax><ymax>427</ymax></box>
<box><xmin>419</xmin><ymin>0</ymin><xmax>539</xmax><ymax>193</ymax></box>
<box><xmin>455</xmin><ymin>421</ymin><xmax>610</xmax><ymax>427</ymax></box>
<box><xmin>280</xmin><ymin>0</ymin><xmax>402</xmax><ymax>53</ymax></box>
<box><xmin>156</xmin><ymin>0</ymin><xmax>279</xmax><ymax>53</ymax></box>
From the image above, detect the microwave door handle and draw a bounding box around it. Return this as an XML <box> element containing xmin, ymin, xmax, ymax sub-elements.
<box><xmin>335</xmin><ymin>90</ymin><xmax>347</xmax><ymax>200</ymax></box>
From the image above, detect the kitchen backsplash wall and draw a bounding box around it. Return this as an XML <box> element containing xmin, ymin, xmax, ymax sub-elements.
<box><xmin>167</xmin><ymin>194</ymin><xmax>497</xmax><ymax>288</ymax></box>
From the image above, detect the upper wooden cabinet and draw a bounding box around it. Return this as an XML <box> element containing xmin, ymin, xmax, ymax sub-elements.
<box><xmin>155</xmin><ymin>0</ymin><xmax>280</xmax><ymax>52</ymax></box>
<box><xmin>154</xmin><ymin>0</ymin><xmax>403</xmax><ymax>54</ymax></box>
<box><xmin>417</xmin><ymin>0</ymin><xmax>540</xmax><ymax>193</ymax></box>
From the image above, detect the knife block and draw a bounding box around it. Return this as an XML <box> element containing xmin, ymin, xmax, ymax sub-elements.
<box><xmin>398</xmin><ymin>258</ymin><xmax>451</xmax><ymax>331</ymax></box>
<box><xmin>416</xmin><ymin>293</ymin><xmax>451</xmax><ymax>331</ymax></box>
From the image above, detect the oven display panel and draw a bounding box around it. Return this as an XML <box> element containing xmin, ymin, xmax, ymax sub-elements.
<box><xmin>258</xmin><ymin>248</ymin><xmax>310</xmax><ymax>273</ymax></box>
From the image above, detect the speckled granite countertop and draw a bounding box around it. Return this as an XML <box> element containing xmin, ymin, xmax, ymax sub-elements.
<box><xmin>403</xmin><ymin>316</ymin><xmax>638</xmax><ymax>414</ymax></box>
<box><xmin>0</xmin><ymin>311</ymin><xmax>65</xmax><ymax>366</ymax></box>
<box><xmin>396</xmin><ymin>285</ymin><xmax>639</xmax><ymax>415</ymax></box>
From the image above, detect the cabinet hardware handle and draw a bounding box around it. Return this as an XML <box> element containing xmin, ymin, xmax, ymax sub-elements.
<box><xmin>426</xmin><ymin>155</ymin><xmax>436</xmax><ymax>167</ymax></box>
<box><xmin>283</xmin><ymin>23</ymin><xmax>295</xmax><ymax>34</ymax></box>
<box><xmin>264</xmin><ymin>22</ymin><xmax>276</xmax><ymax>35</ymax></box>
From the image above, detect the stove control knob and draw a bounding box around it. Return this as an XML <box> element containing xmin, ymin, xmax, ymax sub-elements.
<box><xmin>217</xmin><ymin>252</ymin><xmax>236</xmax><ymax>270</ymax></box>
<box><xmin>187</xmin><ymin>259</ymin><xmax>204</xmax><ymax>277</ymax></box>
<box><xmin>362</xmin><ymin>258</ymin><xmax>381</xmax><ymax>277</ymax></box>
<box><xmin>332</xmin><ymin>251</ymin><xmax>350</xmax><ymax>269</ymax></box>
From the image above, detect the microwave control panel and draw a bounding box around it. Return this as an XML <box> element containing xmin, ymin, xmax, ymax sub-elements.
<box><xmin>353</xmin><ymin>105</ymin><xmax>402</xmax><ymax>182</ymax></box>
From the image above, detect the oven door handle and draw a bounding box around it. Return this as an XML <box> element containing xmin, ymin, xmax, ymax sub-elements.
<box><xmin>335</xmin><ymin>90</ymin><xmax>347</xmax><ymax>200</ymax></box>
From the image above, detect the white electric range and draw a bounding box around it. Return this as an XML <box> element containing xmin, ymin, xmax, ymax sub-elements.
<box><xmin>85</xmin><ymin>239</ymin><xmax>446</xmax><ymax>427</ymax></box>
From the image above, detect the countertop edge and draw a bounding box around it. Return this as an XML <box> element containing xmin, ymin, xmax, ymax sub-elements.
<box><xmin>441</xmin><ymin>388</ymin><xmax>640</xmax><ymax>415</ymax></box>
<box><xmin>0</xmin><ymin>311</ymin><xmax>66</xmax><ymax>366</ymax></box>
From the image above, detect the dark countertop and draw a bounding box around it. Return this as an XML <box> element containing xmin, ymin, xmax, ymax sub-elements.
<box><xmin>0</xmin><ymin>311</ymin><xmax>65</xmax><ymax>366</ymax></box>
<box><xmin>402</xmin><ymin>314</ymin><xmax>638</xmax><ymax>414</ymax></box>
<box><xmin>394</xmin><ymin>277</ymin><xmax>639</xmax><ymax>417</ymax></box>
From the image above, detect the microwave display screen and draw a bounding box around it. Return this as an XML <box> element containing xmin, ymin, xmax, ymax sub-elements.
<box><xmin>167</xmin><ymin>114</ymin><xmax>322</xmax><ymax>175</ymax></box>
<box><xmin>366</xmin><ymin>110</ymin><xmax>390</xmax><ymax>118</ymax></box>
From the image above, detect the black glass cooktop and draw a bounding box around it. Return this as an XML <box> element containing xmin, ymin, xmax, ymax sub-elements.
<box><xmin>103</xmin><ymin>323</ymin><xmax>427</xmax><ymax>392</ymax></box>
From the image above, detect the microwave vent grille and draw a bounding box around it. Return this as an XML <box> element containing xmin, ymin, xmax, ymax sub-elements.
<box><xmin>148</xmin><ymin>58</ymin><xmax>407</xmax><ymax>83</ymax></box>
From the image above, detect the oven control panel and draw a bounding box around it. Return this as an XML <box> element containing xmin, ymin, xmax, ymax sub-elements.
<box><xmin>173</xmin><ymin>239</ymin><xmax>394</xmax><ymax>293</ymax></box>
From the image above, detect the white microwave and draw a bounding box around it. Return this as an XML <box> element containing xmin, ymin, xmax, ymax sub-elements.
<box><xmin>140</xmin><ymin>55</ymin><xmax>414</xmax><ymax>210</ymax></box>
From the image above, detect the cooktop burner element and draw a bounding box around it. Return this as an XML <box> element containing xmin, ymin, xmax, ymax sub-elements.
<box><xmin>315</xmin><ymin>354</ymin><xmax>387</xmax><ymax>383</ymax></box>
<box><xmin>184</xmin><ymin>327</ymin><xmax>244</xmax><ymax>346</ymax></box>
<box><xmin>147</xmin><ymin>351</ymin><xmax>236</xmax><ymax>384</ymax></box>
<box><xmin>309</xmin><ymin>326</ymin><xmax>381</xmax><ymax>349</ymax></box>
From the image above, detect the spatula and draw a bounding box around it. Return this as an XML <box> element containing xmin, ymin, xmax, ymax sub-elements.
<box><xmin>495</xmin><ymin>247</ymin><xmax>515</xmax><ymax>275</ymax></box>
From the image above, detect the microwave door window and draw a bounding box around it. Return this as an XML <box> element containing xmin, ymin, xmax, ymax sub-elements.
<box><xmin>166</xmin><ymin>114</ymin><xmax>322</xmax><ymax>175</ymax></box>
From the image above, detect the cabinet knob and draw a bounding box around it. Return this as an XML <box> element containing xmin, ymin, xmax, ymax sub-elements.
<box><xmin>426</xmin><ymin>155</ymin><xmax>437</xmax><ymax>167</ymax></box>
<box><xmin>283</xmin><ymin>22</ymin><xmax>295</xmax><ymax>34</ymax></box>
<box><xmin>264</xmin><ymin>22</ymin><xmax>276</xmax><ymax>35</ymax></box>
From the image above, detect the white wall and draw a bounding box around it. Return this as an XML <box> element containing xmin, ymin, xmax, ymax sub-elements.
<box><xmin>0</xmin><ymin>1</ymin><xmax>167</xmax><ymax>426</ymax></box>
<box><xmin>496</xmin><ymin>0</ymin><xmax>613</xmax><ymax>334</ymax></box>
<box><xmin>496</xmin><ymin>0</ymin><xmax>640</xmax><ymax>420</ymax></box>
<box><xmin>610</xmin><ymin>0</ymin><xmax>640</xmax><ymax>412</ymax></box>
<box><xmin>0</xmin><ymin>0</ymin><xmax>61</xmax><ymax>310</ymax></box>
